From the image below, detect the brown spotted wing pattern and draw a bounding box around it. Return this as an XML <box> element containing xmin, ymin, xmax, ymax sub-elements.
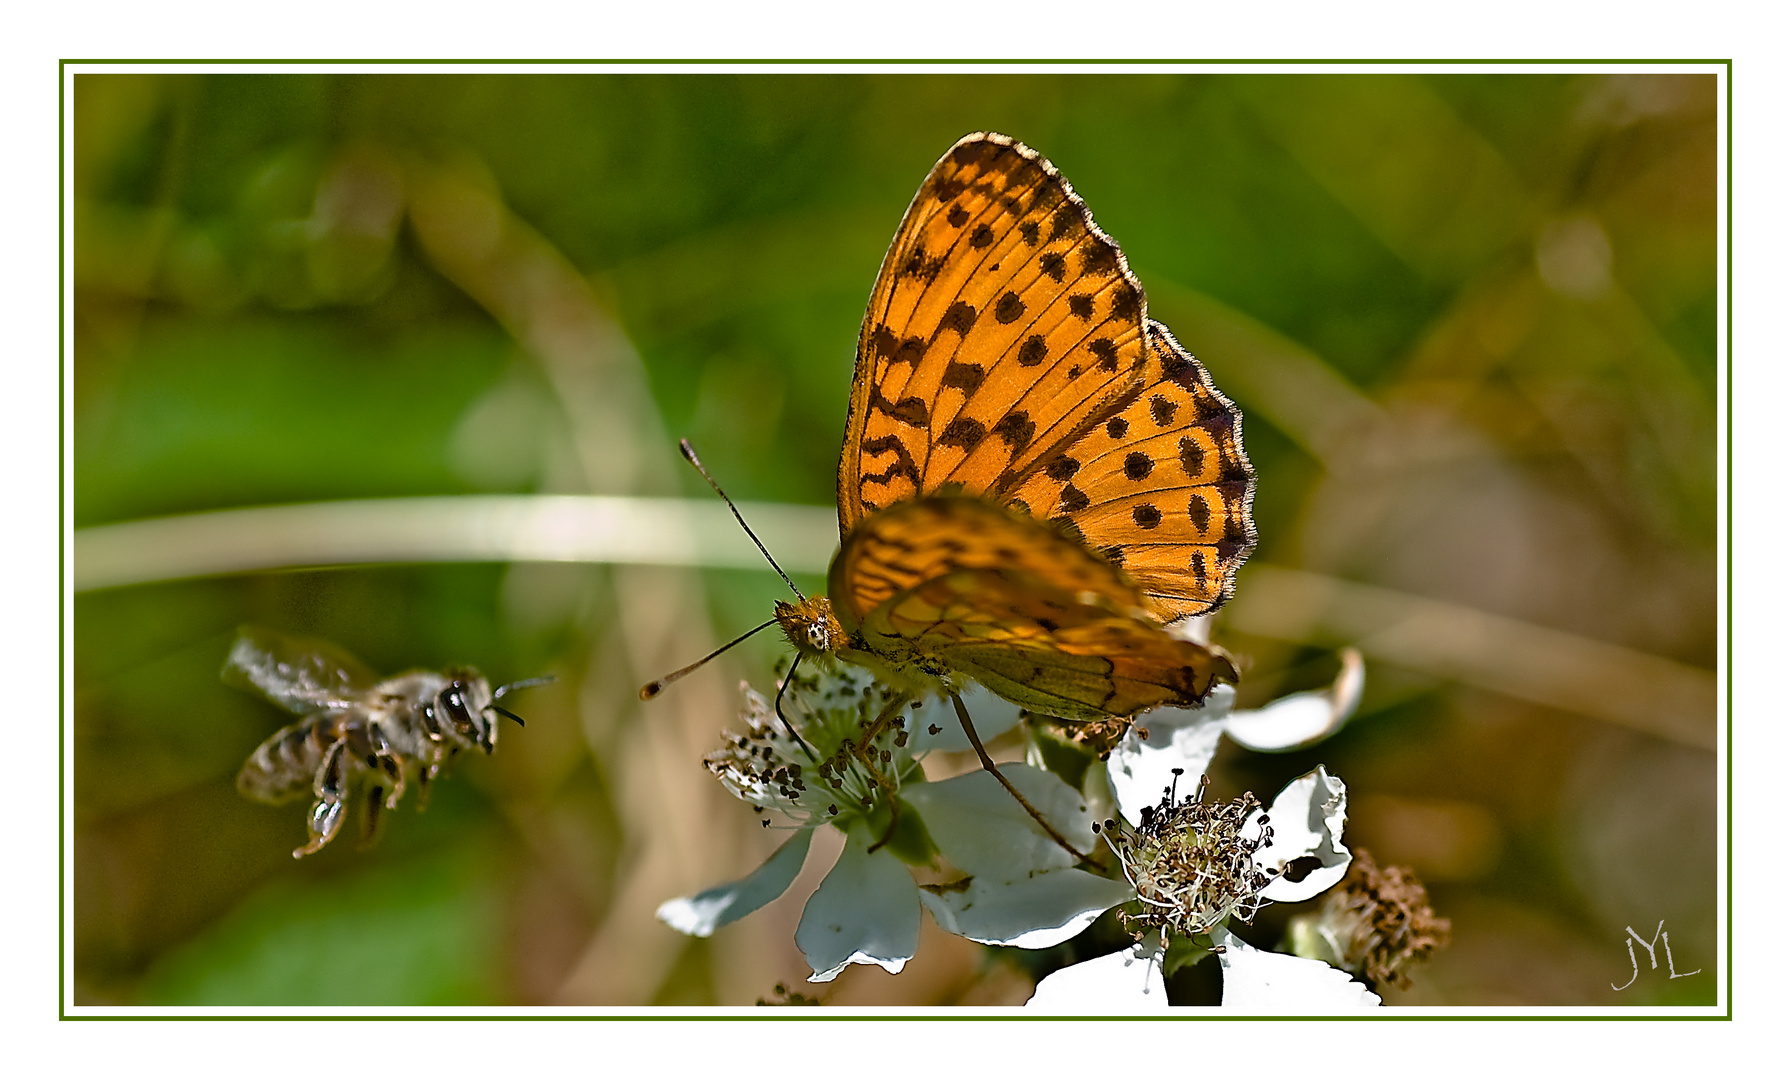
<box><xmin>837</xmin><ymin>133</ymin><xmax>1256</xmax><ymax>623</ymax></box>
<box><xmin>827</xmin><ymin>496</ymin><xmax>1237</xmax><ymax>721</ymax></box>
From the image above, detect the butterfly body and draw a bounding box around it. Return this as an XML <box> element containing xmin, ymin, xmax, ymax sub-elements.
<box><xmin>773</xmin><ymin>132</ymin><xmax>1256</xmax><ymax>725</ymax></box>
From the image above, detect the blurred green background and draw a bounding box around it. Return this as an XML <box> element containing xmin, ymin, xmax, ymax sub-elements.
<box><xmin>71</xmin><ymin>71</ymin><xmax>1719</xmax><ymax>1007</ymax></box>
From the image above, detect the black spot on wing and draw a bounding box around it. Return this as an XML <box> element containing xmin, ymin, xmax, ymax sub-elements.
<box><xmin>943</xmin><ymin>361</ymin><xmax>986</xmax><ymax>392</ymax></box>
<box><xmin>1187</xmin><ymin>492</ymin><xmax>1210</xmax><ymax>532</ymax></box>
<box><xmin>861</xmin><ymin>435</ymin><xmax>923</xmax><ymax>486</ymax></box>
<box><xmin>1068</xmin><ymin>294</ymin><xmax>1095</xmax><ymax>320</ymax></box>
<box><xmin>1018</xmin><ymin>334</ymin><xmax>1048</xmax><ymax>367</ymax></box>
<box><xmin>940</xmin><ymin>417</ymin><xmax>987</xmax><ymax>449</ymax></box>
<box><xmin>993</xmin><ymin>410</ymin><xmax>1036</xmax><ymax>450</ymax></box>
<box><xmin>1046</xmin><ymin>455</ymin><xmax>1081</xmax><ymax>481</ymax></box>
<box><xmin>1161</xmin><ymin>351</ymin><xmax>1202</xmax><ymax>390</ymax></box>
<box><xmin>1049</xmin><ymin>203</ymin><xmax>1080</xmax><ymax>240</ymax></box>
<box><xmin>1111</xmin><ymin>283</ymin><xmax>1141</xmax><ymax>321</ymax></box>
<box><xmin>938</xmin><ymin>302</ymin><xmax>977</xmax><ymax>337</ymax></box>
<box><xmin>871</xmin><ymin>324</ymin><xmax>897</xmax><ymax>362</ymax></box>
<box><xmin>1039</xmin><ymin>251</ymin><xmax>1066</xmax><ymax>282</ymax></box>
<box><xmin>1132</xmin><ymin>504</ymin><xmax>1162</xmax><ymax>529</ymax></box>
<box><xmin>1089</xmin><ymin>338</ymin><xmax>1119</xmax><ymax>371</ymax></box>
<box><xmin>994</xmin><ymin>291</ymin><xmax>1026</xmax><ymax>323</ymax></box>
<box><xmin>1124</xmin><ymin>452</ymin><xmax>1153</xmax><ymax>481</ymax></box>
<box><xmin>1082</xmin><ymin>240</ymin><xmax>1119</xmax><ymax>274</ymax></box>
<box><xmin>1178</xmin><ymin>435</ymin><xmax>1205</xmax><ymax>477</ymax></box>
<box><xmin>900</xmin><ymin>244</ymin><xmax>945</xmax><ymax>282</ymax></box>
<box><xmin>873</xmin><ymin>390</ymin><xmax>930</xmax><ymax>427</ymax></box>
<box><xmin>947</xmin><ymin>205</ymin><xmax>970</xmax><ymax>228</ymax></box>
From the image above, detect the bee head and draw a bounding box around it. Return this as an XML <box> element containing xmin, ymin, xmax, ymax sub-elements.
<box><xmin>422</xmin><ymin>669</ymin><xmax>552</xmax><ymax>753</ymax></box>
<box><xmin>430</xmin><ymin>672</ymin><xmax>498</xmax><ymax>753</ymax></box>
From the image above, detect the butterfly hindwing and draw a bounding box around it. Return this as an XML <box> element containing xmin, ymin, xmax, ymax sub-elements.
<box><xmin>829</xmin><ymin>498</ymin><xmax>1237</xmax><ymax>720</ymax></box>
<box><xmin>828</xmin><ymin>496</ymin><xmax>1142</xmax><ymax>631</ymax></box>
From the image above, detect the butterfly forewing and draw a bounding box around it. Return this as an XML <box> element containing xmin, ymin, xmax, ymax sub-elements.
<box><xmin>840</xmin><ymin>133</ymin><xmax>1154</xmax><ymax>531</ymax></box>
<box><xmin>837</xmin><ymin>133</ymin><xmax>1255</xmax><ymax>624</ymax></box>
<box><xmin>1009</xmin><ymin>321</ymin><xmax>1257</xmax><ymax>620</ymax></box>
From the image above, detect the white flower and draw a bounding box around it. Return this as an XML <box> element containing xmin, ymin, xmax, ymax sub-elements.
<box><xmin>1026</xmin><ymin>933</ymin><xmax>1170</xmax><ymax>1008</ymax></box>
<box><xmin>1212</xmin><ymin>925</ymin><xmax>1381</xmax><ymax>1008</ymax></box>
<box><xmin>1107</xmin><ymin>648</ymin><xmax>1365</xmax><ymax>821</ymax></box>
<box><xmin>1224</xmin><ymin>647</ymin><xmax>1365</xmax><ymax>753</ymax></box>
<box><xmin>1025</xmin><ymin>650</ymin><xmax>1373</xmax><ymax>1010</ymax></box>
<box><xmin>657</xmin><ymin>669</ymin><xmax>1128</xmax><ymax>983</ymax></box>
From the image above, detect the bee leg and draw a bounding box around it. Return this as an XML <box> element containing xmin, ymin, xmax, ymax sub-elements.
<box><xmin>357</xmin><ymin>783</ymin><xmax>387</xmax><ymax>850</ymax></box>
<box><xmin>414</xmin><ymin>743</ymin><xmax>448</xmax><ymax>812</ymax></box>
<box><xmin>294</xmin><ymin>740</ymin><xmax>350</xmax><ymax>858</ymax></box>
<box><xmin>368</xmin><ymin>723</ymin><xmax>406</xmax><ymax>809</ymax></box>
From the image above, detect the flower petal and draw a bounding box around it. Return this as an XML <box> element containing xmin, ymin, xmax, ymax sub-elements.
<box><xmin>1025</xmin><ymin>936</ymin><xmax>1167</xmax><ymax>1008</ymax></box>
<box><xmin>919</xmin><ymin>866</ymin><xmax>1135</xmax><ymax>949</ymax></box>
<box><xmin>1224</xmin><ymin>649</ymin><xmax>1364</xmax><ymax>753</ymax></box>
<box><xmin>656</xmin><ymin>827</ymin><xmax>816</xmax><ymax>937</ymax></box>
<box><xmin>906</xmin><ymin>767</ymin><xmax>1130</xmax><ymax>948</ymax></box>
<box><xmin>1255</xmin><ymin>765</ymin><xmax>1352</xmax><ymax>903</ymax></box>
<box><xmin>906</xmin><ymin>683</ymin><xmax>1024</xmax><ymax>754</ymax></box>
<box><xmin>1105</xmin><ymin>684</ymin><xmax>1236</xmax><ymax>825</ymax></box>
<box><xmin>906</xmin><ymin>763</ymin><xmax>1098</xmax><ymax>869</ymax></box>
<box><xmin>795</xmin><ymin>829</ymin><xmax>920</xmax><ymax>982</ymax></box>
<box><xmin>1212</xmin><ymin>925</ymin><xmax>1380</xmax><ymax>1008</ymax></box>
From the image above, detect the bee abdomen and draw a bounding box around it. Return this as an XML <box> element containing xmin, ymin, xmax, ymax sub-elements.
<box><xmin>236</xmin><ymin>715</ymin><xmax>344</xmax><ymax>804</ymax></box>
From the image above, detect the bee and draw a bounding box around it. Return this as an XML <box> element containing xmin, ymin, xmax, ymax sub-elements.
<box><xmin>223</xmin><ymin>626</ymin><xmax>551</xmax><ymax>858</ymax></box>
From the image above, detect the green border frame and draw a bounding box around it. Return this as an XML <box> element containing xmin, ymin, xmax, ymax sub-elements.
<box><xmin>56</xmin><ymin>58</ymin><xmax>1734</xmax><ymax>1021</ymax></box>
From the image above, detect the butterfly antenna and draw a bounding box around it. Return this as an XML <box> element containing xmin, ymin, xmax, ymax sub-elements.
<box><xmin>639</xmin><ymin>618</ymin><xmax>778</xmax><ymax>701</ymax></box>
<box><xmin>679</xmin><ymin>438</ymin><xmax>804</xmax><ymax>599</ymax></box>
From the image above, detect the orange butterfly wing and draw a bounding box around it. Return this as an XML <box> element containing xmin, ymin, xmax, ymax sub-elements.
<box><xmin>836</xmin><ymin>132</ymin><xmax>1256</xmax><ymax>622</ymax></box>
<box><xmin>828</xmin><ymin>497</ymin><xmax>1237</xmax><ymax>720</ymax></box>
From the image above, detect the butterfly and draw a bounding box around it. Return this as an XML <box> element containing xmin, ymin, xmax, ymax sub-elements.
<box><xmin>770</xmin><ymin>132</ymin><xmax>1257</xmax><ymax>730</ymax></box>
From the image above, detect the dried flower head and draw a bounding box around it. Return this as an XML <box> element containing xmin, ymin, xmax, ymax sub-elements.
<box><xmin>1097</xmin><ymin>770</ymin><xmax>1275</xmax><ymax>940</ymax></box>
<box><xmin>1290</xmin><ymin>848</ymin><xmax>1451</xmax><ymax>990</ymax></box>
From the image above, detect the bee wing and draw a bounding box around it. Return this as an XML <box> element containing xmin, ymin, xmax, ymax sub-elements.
<box><xmin>221</xmin><ymin>625</ymin><xmax>381</xmax><ymax>715</ymax></box>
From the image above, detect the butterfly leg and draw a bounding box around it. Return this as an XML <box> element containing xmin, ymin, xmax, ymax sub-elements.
<box><xmin>772</xmin><ymin>657</ymin><xmax>821</xmax><ymax>764</ymax></box>
<box><xmin>948</xmin><ymin>693</ymin><xmax>1097</xmax><ymax>870</ymax></box>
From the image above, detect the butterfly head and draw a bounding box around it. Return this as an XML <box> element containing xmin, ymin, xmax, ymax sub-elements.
<box><xmin>775</xmin><ymin>596</ymin><xmax>847</xmax><ymax>659</ymax></box>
